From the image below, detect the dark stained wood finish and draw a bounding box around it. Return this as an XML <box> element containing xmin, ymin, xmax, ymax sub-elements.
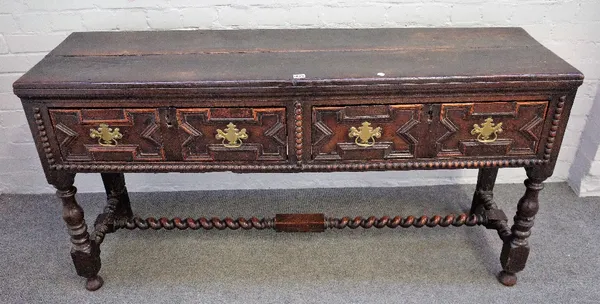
<box><xmin>312</xmin><ymin>104</ymin><xmax>422</xmax><ymax>161</ymax></box>
<box><xmin>436</xmin><ymin>101</ymin><xmax>548</xmax><ymax>157</ymax></box>
<box><xmin>53</xmin><ymin>172</ymin><xmax>103</xmax><ymax>291</ymax></box>
<box><xmin>49</xmin><ymin>108</ymin><xmax>164</xmax><ymax>162</ymax></box>
<box><xmin>275</xmin><ymin>213</ymin><xmax>326</xmax><ymax>232</ymax></box>
<box><xmin>470</xmin><ymin>168</ymin><xmax>500</xmax><ymax>215</ymax></box>
<box><xmin>14</xmin><ymin>28</ymin><xmax>582</xmax><ymax>98</ymax></box>
<box><xmin>499</xmin><ymin>166</ymin><xmax>548</xmax><ymax>286</ymax></box>
<box><xmin>176</xmin><ymin>107</ymin><xmax>287</xmax><ymax>162</ymax></box>
<box><xmin>310</xmin><ymin>100</ymin><xmax>549</xmax><ymax>162</ymax></box>
<box><xmin>13</xmin><ymin>28</ymin><xmax>584</xmax><ymax>290</ymax></box>
<box><xmin>100</xmin><ymin>173</ymin><xmax>133</xmax><ymax>218</ymax></box>
<box><xmin>44</xmin><ymin>28</ymin><xmax>567</xmax><ymax>57</ymax></box>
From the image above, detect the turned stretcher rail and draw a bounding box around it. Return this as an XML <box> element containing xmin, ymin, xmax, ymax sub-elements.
<box><xmin>111</xmin><ymin>213</ymin><xmax>488</xmax><ymax>232</ymax></box>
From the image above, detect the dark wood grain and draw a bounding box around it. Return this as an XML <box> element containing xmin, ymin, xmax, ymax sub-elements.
<box><xmin>176</xmin><ymin>107</ymin><xmax>287</xmax><ymax>162</ymax></box>
<box><xmin>275</xmin><ymin>214</ymin><xmax>325</xmax><ymax>232</ymax></box>
<box><xmin>436</xmin><ymin>101</ymin><xmax>548</xmax><ymax>157</ymax></box>
<box><xmin>499</xmin><ymin>166</ymin><xmax>548</xmax><ymax>286</ymax></box>
<box><xmin>49</xmin><ymin>108</ymin><xmax>164</xmax><ymax>162</ymax></box>
<box><xmin>46</xmin><ymin>28</ymin><xmax>554</xmax><ymax>56</ymax></box>
<box><xmin>312</xmin><ymin>104</ymin><xmax>422</xmax><ymax>161</ymax></box>
<box><xmin>13</xmin><ymin>28</ymin><xmax>585</xmax><ymax>290</ymax></box>
<box><xmin>13</xmin><ymin>28</ymin><xmax>582</xmax><ymax>98</ymax></box>
<box><xmin>53</xmin><ymin>172</ymin><xmax>103</xmax><ymax>291</ymax></box>
<box><xmin>100</xmin><ymin>173</ymin><xmax>133</xmax><ymax>218</ymax></box>
<box><xmin>471</xmin><ymin>168</ymin><xmax>499</xmax><ymax>215</ymax></box>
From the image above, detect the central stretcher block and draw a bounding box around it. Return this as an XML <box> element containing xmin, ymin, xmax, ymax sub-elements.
<box><xmin>275</xmin><ymin>213</ymin><xmax>326</xmax><ymax>232</ymax></box>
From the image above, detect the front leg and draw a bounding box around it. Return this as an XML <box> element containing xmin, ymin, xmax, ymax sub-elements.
<box><xmin>52</xmin><ymin>173</ymin><xmax>103</xmax><ymax>291</ymax></box>
<box><xmin>101</xmin><ymin>173</ymin><xmax>133</xmax><ymax>218</ymax></box>
<box><xmin>498</xmin><ymin>166</ymin><xmax>546</xmax><ymax>286</ymax></box>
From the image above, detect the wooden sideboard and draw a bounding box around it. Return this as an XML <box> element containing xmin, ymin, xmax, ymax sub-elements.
<box><xmin>13</xmin><ymin>28</ymin><xmax>583</xmax><ymax>291</ymax></box>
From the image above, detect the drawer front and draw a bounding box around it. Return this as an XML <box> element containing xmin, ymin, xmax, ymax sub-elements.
<box><xmin>48</xmin><ymin>106</ymin><xmax>288</xmax><ymax>164</ymax></box>
<box><xmin>49</xmin><ymin>108</ymin><xmax>164</xmax><ymax>162</ymax></box>
<box><xmin>311</xmin><ymin>104</ymin><xmax>423</xmax><ymax>161</ymax></box>
<box><xmin>176</xmin><ymin>107</ymin><xmax>287</xmax><ymax>162</ymax></box>
<box><xmin>310</xmin><ymin>101</ymin><xmax>549</xmax><ymax>162</ymax></box>
<box><xmin>436</xmin><ymin>101</ymin><xmax>548</xmax><ymax>157</ymax></box>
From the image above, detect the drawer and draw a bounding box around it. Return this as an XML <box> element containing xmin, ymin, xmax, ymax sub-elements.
<box><xmin>310</xmin><ymin>101</ymin><xmax>549</xmax><ymax>162</ymax></box>
<box><xmin>176</xmin><ymin>107</ymin><xmax>287</xmax><ymax>162</ymax></box>
<box><xmin>49</xmin><ymin>108</ymin><xmax>164</xmax><ymax>162</ymax></box>
<box><xmin>436</xmin><ymin>101</ymin><xmax>548</xmax><ymax>157</ymax></box>
<box><xmin>49</xmin><ymin>107</ymin><xmax>288</xmax><ymax>163</ymax></box>
<box><xmin>311</xmin><ymin>104</ymin><xmax>423</xmax><ymax>161</ymax></box>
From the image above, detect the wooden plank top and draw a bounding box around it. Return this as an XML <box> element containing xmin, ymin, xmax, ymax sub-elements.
<box><xmin>13</xmin><ymin>28</ymin><xmax>584</xmax><ymax>98</ymax></box>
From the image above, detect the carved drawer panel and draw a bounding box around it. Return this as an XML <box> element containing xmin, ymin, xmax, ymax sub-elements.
<box><xmin>176</xmin><ymin>107</ymin><xmax>287</xmax><ymax>162</ymax></box>
<box><xmin>49</xmin><ymin>108</ymin><xmax>164</xmax><ymax>162</ymax></box>
<box><xmin>436</xmin><ymin>101</ymin><xmax>548</xmax><ymax>157</ymax></box>
<box><xmin>311</xmin><ymin>104</ymin><xmax>423</xmax><ymax>161</ymax></box>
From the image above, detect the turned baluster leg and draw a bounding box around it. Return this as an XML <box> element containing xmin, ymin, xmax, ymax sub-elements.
<box><xmin>53</xmin><ymin>173</ymin><xmax>103</xmax><ymax>291</ymax></box>
<box><xmin>498</xmin><ymin>167</ymin><xmax>546</xmax><ymax>286</ymax></box>
<box><xmin>470</xmin><ymin>168</ymin><xmax>499</xmax><ymax>214</ymax></box>
<box><xmin>101</xmin><ymin>173</ymin><xmax>133</xmax><ymax>218</ymax></box>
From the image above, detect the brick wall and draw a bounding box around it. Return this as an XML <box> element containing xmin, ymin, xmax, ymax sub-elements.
<box><xmin>1</xmin><ymin>0</ymin><xmax>599</xmax><ymax>194</ymax></box>
<box><xmin>570</xmin><ymin>82</ymin><xmax>600</xmax><ymax>196</ymax></box>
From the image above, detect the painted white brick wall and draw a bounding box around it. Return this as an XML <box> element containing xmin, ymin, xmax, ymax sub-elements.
<box><xmin>0</xmin><ymin>0</ymin><xmax>598</xmax><ymax>195</ymax></box>
<box><xmin>569</xmin><ymin>81</ymin><xmax>600</xmax><ymax>196</ymax></box>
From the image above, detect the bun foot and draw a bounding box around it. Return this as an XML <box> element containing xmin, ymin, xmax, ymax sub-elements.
<box><xmin>85</xmin><ymin>275</ymin><xmax>104</xmax><ymax>291</ymax></box>
<box><xmin>498</xmin><ymin>271</ymin><xmax>517</xmax><ymax>286</ymax></box>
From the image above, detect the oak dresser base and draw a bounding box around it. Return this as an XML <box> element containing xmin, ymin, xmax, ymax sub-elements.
<box><xmin>14</xmin><ymin>28</ymin><xmax>583</xmax><ymax>291</ymax></box>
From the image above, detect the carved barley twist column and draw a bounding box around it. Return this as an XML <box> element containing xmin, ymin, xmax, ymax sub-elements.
<box><xmin>498</xmin><ymin>170</ymin><xmax>545</xmax><ymax>286</ymax></box>
<box><xmin>54</xmin><ymin>173</ymin><xmax>103</xmax><ymax>291</ymax></box>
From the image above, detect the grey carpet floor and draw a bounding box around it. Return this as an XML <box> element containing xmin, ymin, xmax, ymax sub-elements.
<box><xmin>1</xmin><ymin>182</ymin><xmax>599</xmax><ymax>304</ymax></box>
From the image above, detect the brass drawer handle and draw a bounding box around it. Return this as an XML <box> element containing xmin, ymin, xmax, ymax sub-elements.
<box><xmin>216</xmin><ymin>122</ymin><xmax>248</xmax><ymax>148</ymax></box>
<box><xmin>348</xmin><ymin>121</ymin><xmax>382</xmax><ymax>147</ymax></box>
<box><xmin>90</xmin><ymin>123</ymin><xmax>123</xmax><ymax>146</ymax></box>
<box><xmin>471</xmin><ymin>117</ymin><xmax>503</xmax><ymax>143</ymax></box>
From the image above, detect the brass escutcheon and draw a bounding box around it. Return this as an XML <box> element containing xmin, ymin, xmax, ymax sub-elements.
<box><xmin>216</xmin><ymin>122</ymin><xmax>248</xmax><ymax>148</ymax></box>
<box><xmin>90</xmin><ymin>123</ymin><xmax>123</xmax><ymax>146</ymax></box>
<box><xmin>471</xmin><ymin>117</ymin><xmax>503</xmax><ymax>143</ymax></box>
<box><xmin>348</xmin><ymin>121</ymin><xmax>382</xmax><ymax>147</ymax></box>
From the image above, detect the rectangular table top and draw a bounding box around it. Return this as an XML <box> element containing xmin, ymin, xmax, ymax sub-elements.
<box><xmin>13</xmin><ymin>27</ymin><xmax>583</xmax><ymax>97</ymax></box>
